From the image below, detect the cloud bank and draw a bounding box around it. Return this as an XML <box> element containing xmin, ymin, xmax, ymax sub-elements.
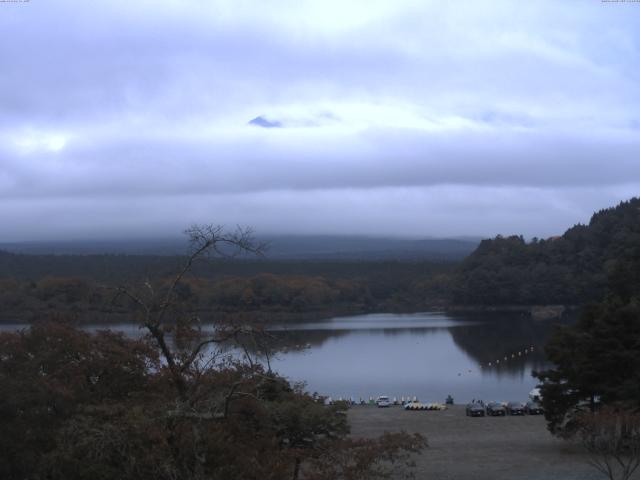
<box><xmin>0</xmin><ymin>0</ymin><xmax>638</xmax><ymax>240</ymax></box>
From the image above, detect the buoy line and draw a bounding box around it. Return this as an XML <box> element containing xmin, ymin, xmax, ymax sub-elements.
<box><xmin>315</xmin><ymin>345</ymin><xmax>538</xmax><ymax>404</ymax></box>
<box><xmin>483</xmin><ymin>345</ymin><xmax>535</xmax><ymax>369</ymax></box>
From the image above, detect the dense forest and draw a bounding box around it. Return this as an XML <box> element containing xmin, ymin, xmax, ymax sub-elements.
<box><xmin>1</xmin><ymin>198</ymin><xmax>638</xmax><ymax>324</ymax></box>
<box><xmin>453</xmin><ymin>198</ymin><xmax>640</xmax><ymax>306</ymax></box>
<box><xmin>0</xmin><ymin>253</ymin><xmax>454</xmax><ymax>323</ymax></box>
<box><xmin>532</xmin><ymin>209</ymin><xmax>640</xmax><ymax>460</ymax></box>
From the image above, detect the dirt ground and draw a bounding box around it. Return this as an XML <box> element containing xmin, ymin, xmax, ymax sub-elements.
<box><xmin>348</xmin><ymin>405</ymin><xmax>615</xmax><ymax>480</ymax></box>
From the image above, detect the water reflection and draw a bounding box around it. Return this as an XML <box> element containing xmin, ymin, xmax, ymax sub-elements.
<box><xmin>267</xmin><ymin>312</ymin><xmax>480</xmax><ymax>331</ymax></box>
<box><xmin>265</xmin><ymin>312</ymin><xmax>571</xmax><ymax>403</ymax></box>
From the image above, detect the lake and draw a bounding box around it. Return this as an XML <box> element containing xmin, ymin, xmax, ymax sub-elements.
<box><xmin>266</xmin><ymin>311</ymin><xmax>557</xmax><ymax>404</ymax></box>
<box><xmin>0</xmin><ymin>311</ymin><xmax>564</xmax><ymax>404</ymax></box>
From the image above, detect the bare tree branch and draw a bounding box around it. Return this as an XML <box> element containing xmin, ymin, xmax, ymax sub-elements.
<box><xmin>109</xmin><ymin>224</ymin><xmax>267</xmax><ymax>402</ymax></box>
<box><xmin>578</xmin><ymin>407</ymin><xmax>640</xmax><ymax>480</ymax></box>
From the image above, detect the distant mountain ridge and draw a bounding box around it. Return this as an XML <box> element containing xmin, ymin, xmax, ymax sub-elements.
<box><xmin>453</xmin><ymin>197</ymin><xmax>640</xmax><ymax>306</ymax></box>
<box><xmin>0</xmin><ymin>235</ymin><xmax>479</xmax><ymax>261</ymax></box>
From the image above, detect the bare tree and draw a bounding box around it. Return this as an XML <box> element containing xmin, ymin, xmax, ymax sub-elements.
<box><xmin>110</xmin><ymin>225</ymin><xmax>273</xmax><ymax>478</ymax></box>
<box><xmin>113</xmin><ymin>224</ymin><xmax>268</xmax><ymax>399</ymax></box>
<box><xmin>577</xmin><ymin>407</ymin><xmax>640</xmax><ymax>480</ymax></box>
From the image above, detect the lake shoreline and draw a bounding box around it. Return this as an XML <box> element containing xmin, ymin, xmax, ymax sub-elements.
<box><xmin>444</xmin><ymin>304</ymin><xmax>580</xmax><ymax>321</ymax></box>
<box><xmin>0</xmin><ymin>302</ymin><xmax>579</xmax><ymax>325</ymax></box>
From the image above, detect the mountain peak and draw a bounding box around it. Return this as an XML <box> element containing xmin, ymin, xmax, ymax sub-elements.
<box><xmin>248</xmin><ymin>116</ymin><xmax>282</xmax><ymax>128</ymax></box>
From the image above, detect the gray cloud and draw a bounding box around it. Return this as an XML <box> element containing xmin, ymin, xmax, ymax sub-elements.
<box><xmin>1</xmin><ymin>129</ymin><xmax>638</xmax><ymax>199</ymax></box>
<box><xmin>0</xmin><ymin>0</ymin><xmax>638</xmax><ymax>240</ymax></box>
<box><xmin>0</xmin><ymin>185</ymin><xmax>636</xmax><ymax>242</ymax></box>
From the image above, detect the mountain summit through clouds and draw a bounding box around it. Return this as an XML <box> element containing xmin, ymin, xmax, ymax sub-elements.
<box><xmin>248</xmin><ymin>116</ymin><xmax>282</xmax><ymax>128</ymax></box>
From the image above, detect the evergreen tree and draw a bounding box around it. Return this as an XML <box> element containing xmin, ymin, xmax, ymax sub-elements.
<box><xmin>454</xmin><ymin>197</ymin><xmax>640</xmax><ymax>306</ymax></box>
<box><xmin>534</xmin><ymin>242</ymin><xmax>640</xmax><ymax>435</ymax></box>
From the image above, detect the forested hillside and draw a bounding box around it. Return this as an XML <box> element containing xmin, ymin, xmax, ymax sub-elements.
<box><xmin>0</xmin><ymin>254</ymin><xmax>454</xmax><ymax>323</ymax></box>
<box><xmin>453</xmin><ymin>198</ymin><xmax>640</xmax><ymax>306</ymax></box>
<box><xmin>3</xmin><ymin>198</ymin><xmax>638</xmax><ymax>319</ymax></box>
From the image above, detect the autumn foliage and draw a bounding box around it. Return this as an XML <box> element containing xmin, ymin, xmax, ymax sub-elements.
<box><xmin>0</xmin><ymin>322</ymin><xmax>425</xmax><ymax>480</ymax></box>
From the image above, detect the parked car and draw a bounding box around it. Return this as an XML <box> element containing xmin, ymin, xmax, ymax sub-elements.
<box><xmin>376</xmin><ymin>395</ymin><xmax>391</xmax><ymax>407</ymax></box>
<box><xmin>524</xmin><ymin>401</ymin><xmax>544</xmax><ymax>415</ymax></box>
<box><xmin>506</xmin><ymin>401</ymin><xmax>525</xmax><ymax>415</ymax></box>
<box><xmin>465</xmin><ymin>403</ymin><xmax>485</xmax><ymax>417</ymax></box>
<box><xmin>486</xmin><ymin>401</ymin><xmax>506</xmax><ymax>416</ymax></box>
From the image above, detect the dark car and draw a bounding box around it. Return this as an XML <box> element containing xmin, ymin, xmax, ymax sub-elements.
<box><xmin>465</xmin><ymin>403</ymin><xmax>485</xmax><ymax>417</ymax></box>
<box><xmin>486</xmin><ymin>401</ymin><xmax>506</xmax><ymax>416</ymax></box>
<box><xmin>525</xmin><ymin>401</ymin><xmax>544</xmax><ymax>415</ymax></box>
<box><xmin>505</xmin><ymin>401</ymin><xmax>525</xmax><ymax>415</ymax></box>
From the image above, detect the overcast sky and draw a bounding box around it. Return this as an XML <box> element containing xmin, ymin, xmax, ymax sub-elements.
<box><xmin>1</xmin><ymin>0</ymin><xmax>639</xmax><ymax>241</ymax></box>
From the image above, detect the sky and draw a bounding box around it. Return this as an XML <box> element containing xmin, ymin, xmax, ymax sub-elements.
<box><xmin>1</xmin><ymin>0</ymin><xmax>639</xmax><ymax>241</ymax></box>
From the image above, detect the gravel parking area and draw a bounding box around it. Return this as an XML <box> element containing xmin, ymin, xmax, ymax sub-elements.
<box><xmin>348</xmin><ymin>405</ymin><xmax>608</xmax><ymax>480</ymax></box>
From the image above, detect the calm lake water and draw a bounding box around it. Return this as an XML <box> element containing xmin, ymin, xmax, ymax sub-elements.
<box><xmin>1</xmin><ymin>311</ymin><xmax>564</xmax><ymax>404</ymax></box>
<box><xmin>266</xmin><ymin>312</ymin><xmax>557</xmax><ymax>404</ymax></box>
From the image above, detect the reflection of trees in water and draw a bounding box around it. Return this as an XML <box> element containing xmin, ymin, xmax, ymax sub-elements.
<box><xmin>267</xmin><ymin>326</ymin><xmax>449</xmax><ymax>353</ymax></box>
<box><xmin>448</xmin><ymin>316</ymin><xmax>574</xmax><ymax>377</ymax></box>
<box><xmin>379</xmin><ymin>327</ymin><xmax>450</xmax><ymax>337</ymax></box>
<box><xmin>226</xmin><ymin>313</ymin><xmax>578</xmax><ymax>380</ymax></box>
<box><xmin>260</xmin><ymin>329</ymin><xmax>351</xmax><ymax>353</ymax></box>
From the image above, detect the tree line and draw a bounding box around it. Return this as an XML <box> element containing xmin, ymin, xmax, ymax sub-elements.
<box><xmin>0</xmin><ymin>260</ymin><xmax>455</xmax><ymax>324</ymax></box>
<box><xmin>453</xmin><ymin>198</ymin><xmax>640</xmax><ymax>306</ymax></box>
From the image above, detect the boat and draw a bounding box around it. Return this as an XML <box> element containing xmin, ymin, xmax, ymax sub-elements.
<box><xmin>404</xmin><ymin>402</ymin><xmax>447</xmax><ymax>411</ymax></box>
<box><xmin>529</xmin><ymin>388</ymin><xmax>542</xmax><ymax>402</ymax></box>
